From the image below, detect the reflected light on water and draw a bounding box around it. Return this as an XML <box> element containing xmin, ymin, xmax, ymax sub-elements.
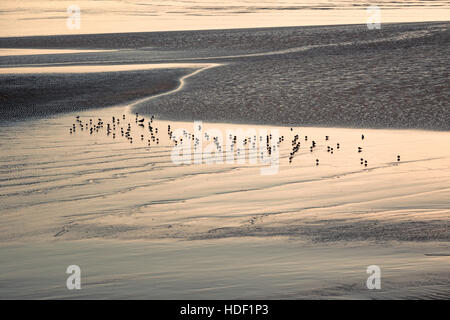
<box><xmin>0</xmin><ymin>0</ymin><xmax>449</xmax><ymax>36</ymax></box>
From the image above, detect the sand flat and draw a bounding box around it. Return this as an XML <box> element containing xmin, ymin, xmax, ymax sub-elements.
<box><xmin>0</xmin><ymin>106</ymin><xmax>448</xmax><ymax>245</ymax></box>
<box><xmin>0</xmin><ymin>238</ymin><xmax>448</xmax><ymax>299</ymax></box>
<box><xmin>0</xmin><ymin>22</ymin><xmax>448</xmax><ymax>299</ymax></box>
<box><xmin>0</xmin><ymin>89</ymin><xmax>448</xmax><ymax>300</ymax></box>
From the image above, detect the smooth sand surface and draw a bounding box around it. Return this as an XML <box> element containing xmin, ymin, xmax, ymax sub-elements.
<box><xmin>0</xmin><ymin>105</ymin><xmax>448</xmax><ymax>299</ymax></box>
<box><xmin>1</xmin><ymin>106</ymin><xmax>449</xmax><ymax>243</ymax></box>
<box><xmin>0</xmin><ymin>238</ymin><xmax>448</xmax><ymax>299</ymax></box>
<box><xmin>1</xmin><ymin>0</ymin><xmax>449</xmax><ymax>36</ymax></box>
<box><xmin>0</xmin><ymin>63</ymin><xmax>217</xmax><ymax>74</ymax></box>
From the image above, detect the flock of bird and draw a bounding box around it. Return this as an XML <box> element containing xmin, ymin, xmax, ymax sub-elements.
<box><xmin>71</xmin><ymin>113</ymin><xmax>160</xmax><ymax>146</ymax></box>
<box><xmin>286</xmin><ymin>129</ymin><xmax>401</xmax><ymax>167</ymax></box>
<box><xmin>69</xmin><ymin>114</ymin><xmax>401</xmax><ymax>166</ymax></box>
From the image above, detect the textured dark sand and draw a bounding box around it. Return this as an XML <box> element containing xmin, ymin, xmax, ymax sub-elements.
<box><xmin>0</xmin><ymin>22</ymin><xmax>449</xmax><ymax>129</ymax></box>
<box><xmin>192</xmin><ymin>220</ymin><xmax>450</xmax><ymax>242</ymax></box>
<box><xmin>0</xmin><ymin>69</ymin><xmax>191</xmax><ymax>120</ymax></box>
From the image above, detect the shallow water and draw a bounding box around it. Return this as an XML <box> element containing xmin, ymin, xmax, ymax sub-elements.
<box><xmin>1</xmin><ymin>104</ymin><xmax>449</xmax><ymax>244</ymax></box>
<box><xmin>1</xmin><ymin>0</ymin><xmax>449</xmax><ymax>36</ymax></box>
<box><xmin>0</xmin><ymin>238</ymin><xmax>449</xmax><ymax>299</ymax></box>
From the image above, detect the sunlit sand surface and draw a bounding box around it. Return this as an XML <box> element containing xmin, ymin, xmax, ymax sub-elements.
<box><xmin>0</xmin><ymin>105</ymin><xmax>448</xmax><ymax>299</ymax></box>
<box><xmin>0</xmin><ymin>63</ymin><xmax>217</xmax><ymax>74</ymax></box>
<box><xmin>1</xmin><ymin>106</ymin><xmax>449</xmax><ymax>242</ymax></box>
<box><xmin>1</xmin><ymin>0</ymin><xmax>449</xmax><ymax>36</ymax></box>
<box><xmin>0</xmin><ymin>48</ymin><xmax>117</xmax><ymax>57</ymax></box>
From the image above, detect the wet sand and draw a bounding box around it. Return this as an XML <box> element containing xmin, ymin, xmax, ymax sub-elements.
<box><xmin>0</xmin><ymin>239</ymin><xmax>448</xmax><ymax>299</ymax></box>
<box><xmin>0</xmin><ymin>69</ymin><xmax>190</xmax><ymax>120</ymax></box>
<box><xmin>2</xmin><ymin>0</ymin><xmax>449</xmax><ymax>37</ymax></box>
<box><xmin>0</xmin><ymin>22</ymin><xmax>449</xmax><ymax>299</ymax></box>
<box><xmin>0</xmin><ymin>104</ymin><xmax>449</xmax><ymax>299</ymax></box>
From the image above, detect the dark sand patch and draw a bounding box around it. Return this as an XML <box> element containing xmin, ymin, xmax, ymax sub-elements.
<box><xmin>0</xmin><ymin>69</ymin><xmax>192</xmax><ymax>120</ymax></box>
<box><xmin>192</xmin><ymin>219</ymin><xmax>450</xmax><ymax>243</ymax></box>
<box><xmin>132</xmin><ymin>22</ymin><xmax>450</xmax><ymax>130</ymax></box>
<box><xmin>0</xmin><ymin>22</ymin><xmax>449</xmax><ymax>129</ymax></box>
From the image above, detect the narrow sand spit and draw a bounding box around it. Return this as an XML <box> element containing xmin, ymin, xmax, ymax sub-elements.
<box><xmin>0</xmin><ymin>49</ymin><xmax>117</xmax><ymax>56</ymax></box>
<box><xmin>0</xmin><ymin>63</ymin><xmax>218</xmax><ymax>74</ymax></box>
